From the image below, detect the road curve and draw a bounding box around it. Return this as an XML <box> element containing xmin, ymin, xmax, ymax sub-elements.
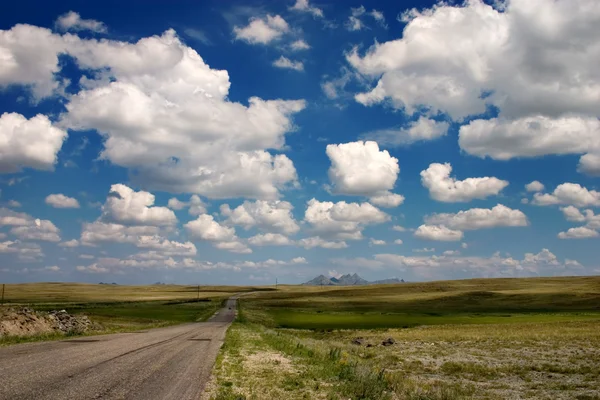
<box><xmin>0</xmin><ymin>297</ymin><xmax>238</xmax><ymax>400</ymax></box>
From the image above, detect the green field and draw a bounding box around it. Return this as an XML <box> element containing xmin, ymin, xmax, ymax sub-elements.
<box><xmin>239</xmin><ymin>276</ymin><xmax>600</xmax><ymax>330</ymax></box>
<box><xmin>205</xmin><ymin>276</ymin><xmax>600</xmax><ymax>400</ymax></box>
<box><xmin>271</xmin><ymin>310</ymin><xmax>600</xmax><ymax>330</ymax></box>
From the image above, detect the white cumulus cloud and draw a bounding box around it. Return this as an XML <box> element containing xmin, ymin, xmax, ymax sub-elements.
<box><xmin>304</xmin><ymin>198</ymin><xmax>389</xmax><ymax>240</ymax></box>
<box><xmin>421</xmin><ymin>163</ymin><xmax>508</xmax><ymax>202</ymax></box>
<box><xmin>558</xmin><ymin>227</ymin><xmax>599</xmax><ymax>239</ymax></box>
<box><xmin>363</xmin><ymin>117</ymin><xmax>449</xmax><ymax>147</ymax></box>
<box><xmin>248</xmin><ymin>233</ymin><xmax>293</xmax><ymax>246</ymax></box>
<box><xmin>221</xmin><ymin>200</ymin><xmax>299</xmax><ymax>235</ymax></box>
<box><xmin>0</xmin><ymin>113</ymin><xmax>67</xmax><ymax>173</ymax></box>
<box><xmin>532</xmin><ymin>183</ymin><xmax>600</xmax><ymax>207</ymax></box>
<box><xmin>414</xmin><ymin>225</ymin><xmax>464</xmax><ymax>242</ymax></box>
<box><xmin>184</xmin><ymin>214</ymin><xmax>251</xmax><ymax>254</ymax></box>
<box><xmin>234</xmin><ymin>15</ymin><xmax>289</xmax><ymax>44</ymax></box>
<box><xmin>45</xmin><ymin>194</ymin><xmax>80</xmax><ymax>209</ymax></box>
<box><xmin>167</xmin><ymin>195</ymin><xmax>207</xmax><ymax>216</ymax></box>
<box><xmin>101</xmin><ymin>184</ymin><xmax>176</xmax><ymax>226</ymax></box>
<box><xmin>425</xmin><ymin>204</ymin><xmax>528</xmax><ymax>231</ymax></box>
<box><xmin>525</xmin><ymin>181</ymin><xmax>545</xmax><ymax>192</ymax></box>
<box><xmin>327</xmin><ymin>141</ymin><xmax>400</xmax><ymax>202</ymax></box>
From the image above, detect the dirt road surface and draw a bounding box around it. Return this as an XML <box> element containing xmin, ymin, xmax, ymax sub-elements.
<box><xmin>0</xmin><ymin>298</ymin><xmax>237</xmax><ymax>400</ymax></box>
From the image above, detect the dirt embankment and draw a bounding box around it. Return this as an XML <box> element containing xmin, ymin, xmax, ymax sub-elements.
<box><xmin>0</xmin><ymin>307</ymin><xmax>94</xmax><ymax>337</ymax></box>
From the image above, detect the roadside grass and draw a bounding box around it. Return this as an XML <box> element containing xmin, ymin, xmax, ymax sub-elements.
<box><xmin>205</xmin><ymin>276</ymin><xmax>600</xmax><ymax>399</ymax></box>
<box><xmin>206</xmin><ymin>318</ymin><xmax>600</xmax><ymax>399</ymax></box>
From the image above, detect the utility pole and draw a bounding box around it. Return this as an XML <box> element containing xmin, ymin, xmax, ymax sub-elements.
<box><xmin>275</xmin><ymin>278</ymin><xmax>278</xmax><ymax>291</ymax></box>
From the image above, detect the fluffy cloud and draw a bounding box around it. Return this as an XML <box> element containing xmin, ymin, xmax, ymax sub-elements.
<box><xmin>0</xmin><ymin>24</ymin><xmax>67</xmax><ymax>98</ymax></box>
<box><xmin>76</xmin><ymin>255</ymin><xmax>306</xmax><ymax>274</ymax></box>
<box><xmin>372</xmin><ymin>248</ymin><xmax>583</xmax><ymax>280</ymax></box>
<box><xmin>0</xmin><ymin>208</ymin><xmax>60</xmax><ymax>242</ymax></box>
<box><xmin>561</xmin><ymin>206</ymin><xmax>586</xmax><ymax>222</ymax></box>
<box><xmin>525</xmin><ymin>181</ymin><xmax>545</xmax><ymax>192</ymax></box>
<box><xmin>59</xmin><ymin>239</ymin><xmax>79</xmax><ymax>247</ymax></box>
<box><xmin>290</xmin><ymin>40</ymin><xmax>310</xmax><ymax>51</ymax></box>
<box><xmin>414</xmin><ymin>225</ymin><xmax>464</xmax><ymax>241</ymax></box>
<box><xmin>347</xmin><ymin>0</ymin><xmax>600</xmax><ymax>171</ymax></box>
<box><xmin>558</xmin><ymin>207</ymin><xmax>600</xmax><ymax>238</ymax></box>
<box><xmin>570</xmin><ymin>209</ymin><xmax>600</xmax><ymax>229</ymax></box>
<box><xmin>0</xmin><ymin>240</ymin><xmax>44</xmax><ymax>261</ymax></box>
<box><xmin>368</xmin><ymin>192</ymin><xmax>404</xmax><ymax>208</ymax></box>
<box><xmin>349</xmin><ymin>0</ymin><xmax>600</xmax><ymax>119</ymax></box>
<box><xmin>578</xmin><ymin>153</ymin><xmax>600</xmax><ymax>176</ymax></box>
<box><xmin>304</xmin><ymin>198</ymin><xmax>389</xmax><ymax>240</ymax></box>
<box><xmin>55</xmin><ymin>11</ymin><xmax>107</xmax><ymax>33</ymax></box>
<box><xmin>248</xmin><ymin>233</ymin><xmax>293</xmax><ymax>246</ymax></box>
<box><xmin>421</xmin><ymin>163</ymin><xmax>508</xmax><ymax>202</ymax></box>
<box><xmin>45</xmin><ymin>194</ymin><xmax>80</xmax><ymax>208</ymax></box>
<box><xmin>80</xmin><ymin>221</ymin><xmax>160</xmax><ymax>245</ymax></box>
<box><xmin>0</xmin><ymin>113</ymin><xmax>67</xmax><ymax>173</ymax></box>
<box><xmin>363</xmin><ymin>117</ymin><xmax>449</xmax><ymax>147</ymax></box>
<box><xmin>425</xmin><ymin>204</ymin><xmax>528</xmax><ymax>231</ymax></box>
<box><xmin>273</xmin><ymin>56</ymin><xmax>304</xmax><ymax>71</ymax></box>
<box><xmin>0</xmin><ymin>207</ymin><xmax>30</xmax><ymax>226</ymax></box>
<box><xmin>532</xmin><ymin>183</ymin><xmax>600</xmax><ymax>207</ymax></box>
<box><xmin>557</xmin><ymin>227</ymin><xmax>599</xmax><ymax>239</ymax></box>
<box><xmin>298</xmin><ymin>236</ymin><xmax>348</xmax><ymax>249</ymax></box>
<box><xmin>134</xmin><ymin>236</ymin><xmax>197</xmax><ymax>256</ymax></box>
<box><xmin>167</xmin><ymin>195</ymin><xmax>207</xmax><ymax>216</ymax></box>
<box><xmin>7</xmin><ymin>27</ymin><xmax>307</xmax><ymax>199</ymax></box>
<box><xmin>101</xmin><ymin>184</ymin><xmax>176</xmax><ymax>226</ymax></box>
<box><xmin>327</xmin><ymin>141</ymin><xmax>400</xmax><ymax>201</ymax></box>
<box><xmin>290</xmin><ymin>0</ymin><xmax>323</xmax><ymax>18</ymax></box>
<box><xmin>459</xmin><ymin>116</ymin><xmax>600</xmax><ymax>161</ymax></box>
<box><xmin>233</xmin><ymin>15</ymin><xmax>289</xmax><ymax>44</ymax></box>
<box><xmin>221</xmin><ymin>200</ymin><xmax>299</xmax><ymax>235</ymax></box>
<box><xmin>184</xmin><ymin>214</ymin><xmax>235</xmax><ymax>242</ymax></box>
<box><xmin>184</xmin><ymin>214</ymin><xmax>251</xmax><ymax>253</ymax></box>
<box><xmin>10</xmin><ymin>220</ymin><xmax>60</xmax><ymax>242</ymax></box>
<box><xmin>369</xmin><ymin>238</ymin><xmax>386</xmax><ymax>245</ymax></box>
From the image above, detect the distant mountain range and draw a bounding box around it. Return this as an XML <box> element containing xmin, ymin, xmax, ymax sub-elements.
<box><xmin>302</xmin><ymin>273</ymin><xmax>404</xmax><ymax>286</ymax></box>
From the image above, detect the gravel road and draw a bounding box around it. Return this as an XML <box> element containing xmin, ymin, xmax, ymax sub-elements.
<box><xmin>0</xmin><ymin>297</ymin><xmax>238</xmax><ymax>400</ymax></box>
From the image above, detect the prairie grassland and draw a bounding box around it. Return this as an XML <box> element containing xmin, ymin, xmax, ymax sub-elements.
<box><xmin>0</xmin><ymin>282</ymin><xmax>257</xmax><ymax>303</ymax></box>
<box><xmin>0</xmin><ymin>283</ymin><xmax>267</xmax><ymax>345</ymax></box>
<box><xmin>205</xmin><ymin>276</ymin><xmax>600</xmax><ymax>400</ymax></box>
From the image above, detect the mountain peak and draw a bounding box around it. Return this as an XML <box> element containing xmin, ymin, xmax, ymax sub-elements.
<box><xmin>302</xmin><ymin>273</ymin><xmax>403</xmax><ymax>286</ymax></box>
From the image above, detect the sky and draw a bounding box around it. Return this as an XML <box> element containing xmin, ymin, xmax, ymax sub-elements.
<box><xmin>1</xmin><ymin>0</ymin><xmax>599</xmax><ymax>285</ymax></box>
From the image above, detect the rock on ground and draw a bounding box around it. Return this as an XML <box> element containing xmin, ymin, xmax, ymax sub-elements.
<box><xmin>0</xmin><ymin>307</ymin><xmax>93</xmax><ymax>337</ymax></box>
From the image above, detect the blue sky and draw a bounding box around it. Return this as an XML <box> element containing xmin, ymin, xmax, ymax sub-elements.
<box><xmin>1</xmin><ymin>0</ymin><xmax>599</xmax><ymax>284</ymax></box>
